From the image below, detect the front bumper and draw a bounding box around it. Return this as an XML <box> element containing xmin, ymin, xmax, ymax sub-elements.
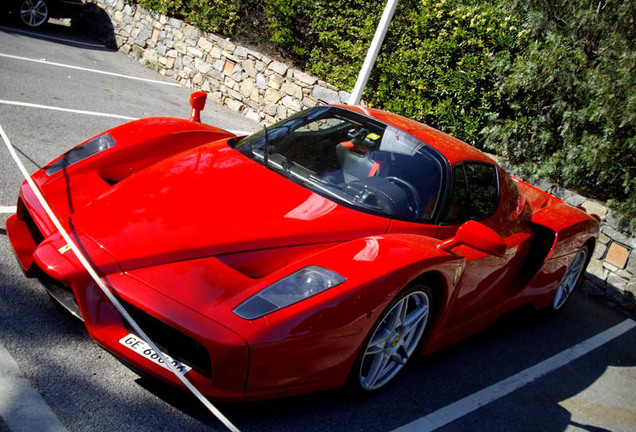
<box><xmin>6</xmin><ymin>196</ymin><xmax>252</xmax><ymax>400</ymax></box>
<box><xmin>76</xmin><ymin>276</ymin><xmax>251</xmax><ymax>400</ymax></box>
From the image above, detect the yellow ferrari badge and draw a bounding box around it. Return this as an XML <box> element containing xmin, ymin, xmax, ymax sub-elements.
<box><xmin>453</xmin><ymin>266</ymin><xmax>463</xmax><ymax>285</ymax></box>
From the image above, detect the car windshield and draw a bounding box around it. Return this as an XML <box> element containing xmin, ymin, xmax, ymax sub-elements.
<box><xmin>233</xmin><ymin>106</ymin><xmax>446</xmax><ymax>221</ymax></box>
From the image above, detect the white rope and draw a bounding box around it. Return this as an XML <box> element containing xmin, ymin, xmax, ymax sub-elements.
<box><xmin>0</xmin><ymin>125</ymin><xmax>241</xmax><ymax>432</ymax></box>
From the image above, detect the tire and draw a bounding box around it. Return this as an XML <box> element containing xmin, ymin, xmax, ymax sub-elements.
<box><xmin>352</xmin><ymin>285</ymin><xmax>432</xmax><ymax>392</ymax></box>
<box><xmin>18</xmin><ymin>0</ymin><xmax>50</xmax><ymax>28</ymax></box>
<box><xmin>552</xmin><ymin>246</ymin><xmax>589</xmax><ymax>310</ymax></box>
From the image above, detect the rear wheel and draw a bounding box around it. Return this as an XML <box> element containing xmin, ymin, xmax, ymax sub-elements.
<box><xmin>353</xmin><ymin>285</ymin><xmax>431</xmax><ymax>392</ymax></box>
<box><xmin>552</xmin><ymin>246</ymin><xmax>589</xmax><ymax>310</ymax></box>
<box><xmin>18</xmin><ymin>0</ymin><xmax>49</xmax><ymax>27</ymax></box>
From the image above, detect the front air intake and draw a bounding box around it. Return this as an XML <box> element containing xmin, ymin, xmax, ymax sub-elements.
<box><xmin>120</xmin><ymin>300</ymin><xmax>212</xmax><ymax>378</ymax></box>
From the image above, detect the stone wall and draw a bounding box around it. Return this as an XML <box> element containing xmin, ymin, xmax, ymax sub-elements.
<box><xmin>92</xmin><ymin>0</ymin><xmax>634</xmax><ymax>314</ymax></box>
<box><xmin>93</xmin><ymin>0</ymin><xmax>349</xmax><ymax>125</ymax></box>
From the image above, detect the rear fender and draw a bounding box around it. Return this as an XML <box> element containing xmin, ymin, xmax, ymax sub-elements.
<box><xmin>528</xmin><ymin>204</ymin><xmax>599</xmax><ymax>259</ymax></box>
<box><xmin>523</xmin><ymin>203</ymin><xmax>599</xmax><ymax>307</ymax></box>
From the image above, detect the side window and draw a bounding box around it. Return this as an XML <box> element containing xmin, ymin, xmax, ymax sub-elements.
<box><xmin>465</xmin><ymin>163</ymin><xmax>498</xmax><ymax>219</ymax></box>
<box><xmin>442</xmin><ymin>163</ymin><xmax>498</xmax><ymax>223</ymax></box>
<box><xmin>441</xmin><ymin>165</ymin><xmax>468</xmax><ymax>223</ymax></box>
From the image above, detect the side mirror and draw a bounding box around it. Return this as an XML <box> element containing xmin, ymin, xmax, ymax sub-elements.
<box><xmin>438</xmin><ymin>220</ymin><xmax>506</xmax><ymax>257</ymax></box>
<box><xmin>189</xmin><ymin>91</ymin><xmax>207</xmax><ymax>123</ymax></box>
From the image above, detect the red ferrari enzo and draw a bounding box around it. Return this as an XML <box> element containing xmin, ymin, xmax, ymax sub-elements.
<box><xmin>7</xmin><ymin>94</ymin><xmax>599</xmax><ymax>401</ymax></box>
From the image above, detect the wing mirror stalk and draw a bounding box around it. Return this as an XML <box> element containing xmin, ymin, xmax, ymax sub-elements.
<box><xmin>189</xmin><ymin>91</ymin><xmax>207</xmax><ymax>123</ymax></box>
<box><xmin>438</xmin><ymin>220</ymin><xmax>506</xmax><ymax>257</ymax></box>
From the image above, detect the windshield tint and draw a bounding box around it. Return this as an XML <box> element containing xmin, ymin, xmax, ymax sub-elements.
<box><xmin>234</xmin><ymin>106</ymin><xmax>446</xmax><ymax>221</ymax></box>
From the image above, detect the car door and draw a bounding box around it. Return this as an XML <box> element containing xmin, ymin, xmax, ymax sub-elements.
<box><xmin>437</xmin><ymin>162</ymin><xmax>534</xmax><ymax>326</ymax></box>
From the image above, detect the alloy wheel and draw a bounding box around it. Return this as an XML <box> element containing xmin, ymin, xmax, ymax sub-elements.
<box><xmin>552</xmin><ymin>248</ymin><xmax>588</xmax><ymax>310</ymax></box>
<box><xmin>358</xmin><ymin>289</ymin><xmax>430</xmax><ymax>391</ymax></box>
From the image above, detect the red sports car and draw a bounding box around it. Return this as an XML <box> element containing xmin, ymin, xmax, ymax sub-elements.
<box><xmin>6</xmin><ymin>94</ymin><xmax>599</xmax><ymax>401</ymax></box>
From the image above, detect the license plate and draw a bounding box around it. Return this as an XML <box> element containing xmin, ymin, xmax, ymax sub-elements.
<box><xmin>119</xmin><ymin>334</ymin><xmax>192</xmax><ymax>375</ymax></box>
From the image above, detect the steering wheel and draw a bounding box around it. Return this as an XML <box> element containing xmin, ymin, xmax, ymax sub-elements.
<box><xmin>385</xmin><ymin>176</ymin><xmax>421</xmax><ymax>218</ymax></box>
<box><xmin>342</xmin><ymin>181</ymin><xmax>399</xmax><ymax>215</ymax></box>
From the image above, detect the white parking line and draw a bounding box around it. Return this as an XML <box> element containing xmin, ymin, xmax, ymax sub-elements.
<box><xmin>0</xmin><ymin>99</ymin><xmax>253</xmax><ymax>135</ymax></box>
<box><xmin>0</xmin><ymin>24</ymin><xmax>105</xmax><ymax>48</ymax></box>
<box><xmin>0</xmin><ymin>99</ymin><xmax>138</xmax><ymax>121</ymax></box>
<box><xmin>0</xmin><ymin>342</ymin><xmax>69</xmax><ymax>432</ymax></box>
<box><xmin>0</xmin><ymin>52</ymin><xmax>181</xmax><ymax>86</ymax></box>
<box><xmin>391</xmin><ymin>318</ymin><xmax>636</xmax><ymax>432</ymax></box>
<box><xmin>0</xmin><ymin>206</ymin><xmax>16</xmax><ymax>214</ymax></box>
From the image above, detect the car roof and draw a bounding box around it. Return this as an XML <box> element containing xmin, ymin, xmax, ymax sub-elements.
<box><xmin>337</xmin><ymin>105</ymin><xmax>495</xmax><ymax>166</ymax></box>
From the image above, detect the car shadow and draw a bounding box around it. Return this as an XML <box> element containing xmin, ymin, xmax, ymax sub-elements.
<box><xmin>0</xmin><ymin>3</ymin><xmax>115</xmax><ymax>50</ymax></box>
<box><xmin>71</xmin><ymin>2</ymin><xmax>115</xmax><ymax>47</ymax></box>
<box><xmin>128</xmin><ymin>292</ymin><xmax>636</xmax><ymax>432</ymax></box>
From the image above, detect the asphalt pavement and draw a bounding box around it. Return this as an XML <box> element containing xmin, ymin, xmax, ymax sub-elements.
<box><xmin>0</xmin><ymin>19</ymin><xmax>635</xmax><ymax>432</ymax></box>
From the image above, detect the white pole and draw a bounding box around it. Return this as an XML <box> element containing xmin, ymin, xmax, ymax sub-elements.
<box><xmin>348</xmin><ymin>0</ymin><xmax>399</xmax><ymax>106</ymax></box>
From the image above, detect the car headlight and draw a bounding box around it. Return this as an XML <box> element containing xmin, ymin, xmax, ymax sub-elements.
<box><xmin>45</xmin><ymin>133</ymin><xmax>116</xmax><ymax>175</ymax></box>
<box><xmin>233</xmin><ymin>266</ymin><xmax>346</xmax><ymax>320</ymax></box>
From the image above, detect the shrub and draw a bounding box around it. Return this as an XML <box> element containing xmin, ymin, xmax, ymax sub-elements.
<box><xmin>304</xmin><ymin>0</ymin><xmax>386</xmax><ymax>89</ymax></box>
<box><xmin>366</xmin><ymin>0</ymin><xmax>527</xmax><ymax>143</ymax></box>
<box><xmin>484</xmin><ymin>0</ymin><xmax>635</xmax><ymax>227</ymax></box>
<box><xmin>264</xmin><ymin>0</ymin><xmax>317</xmax><ymax>59</ymax></box>
<box><xmin>284</xmin><ymin>0</ymin><xmax>526</xmax><ymax>146</ymax></box>
<box><xmin>137</xmin><ymin>0</ymin><xmax>244</xmax><ymax>34</ymax></box>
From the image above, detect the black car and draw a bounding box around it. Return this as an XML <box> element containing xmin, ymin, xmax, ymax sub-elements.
<box><xmin>5</xmin><ymin>0</ymin><xmax>84</xmax><ymax>27</ymax></box>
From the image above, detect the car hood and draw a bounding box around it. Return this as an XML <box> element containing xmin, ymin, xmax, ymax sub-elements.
<box><xmin>70</xmin><ymin>142</ymin><xmax>390</xmax><ymax>272</ymax></box>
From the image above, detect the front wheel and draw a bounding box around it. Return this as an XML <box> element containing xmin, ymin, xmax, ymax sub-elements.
<box><xmin>18</xmin><ymin>0</ymin><xmax>50</xmax><ymax>27</ymax></box>
<box><xmin>552</xmin><ymin>246</ymin><xmax>589</xmax><ymax>310</ymax></box>
<box><xmin>353</xmin><ymin>285</ymin><xmax>432</xmax><ymax>392</ymax></box>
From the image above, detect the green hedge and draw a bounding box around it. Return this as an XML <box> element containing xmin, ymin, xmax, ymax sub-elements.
<box><xmin>483</xmin><ymin>0</ymin><xmax>635</xmax><ymax>228</ymax></box>
<box><xmin>367</xmin><ymin>1</ymin><xmax>527</xmax><ymax>144</ymax></box>
<box><xmin>136</xmin><ymin>0</ymin><xmax>243</xmax><ymax>34</ymax></box>
<box><xmin>131</xmin><ymin>0</ymin><xmax>634</xmax><ymax>228</ymax></box>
